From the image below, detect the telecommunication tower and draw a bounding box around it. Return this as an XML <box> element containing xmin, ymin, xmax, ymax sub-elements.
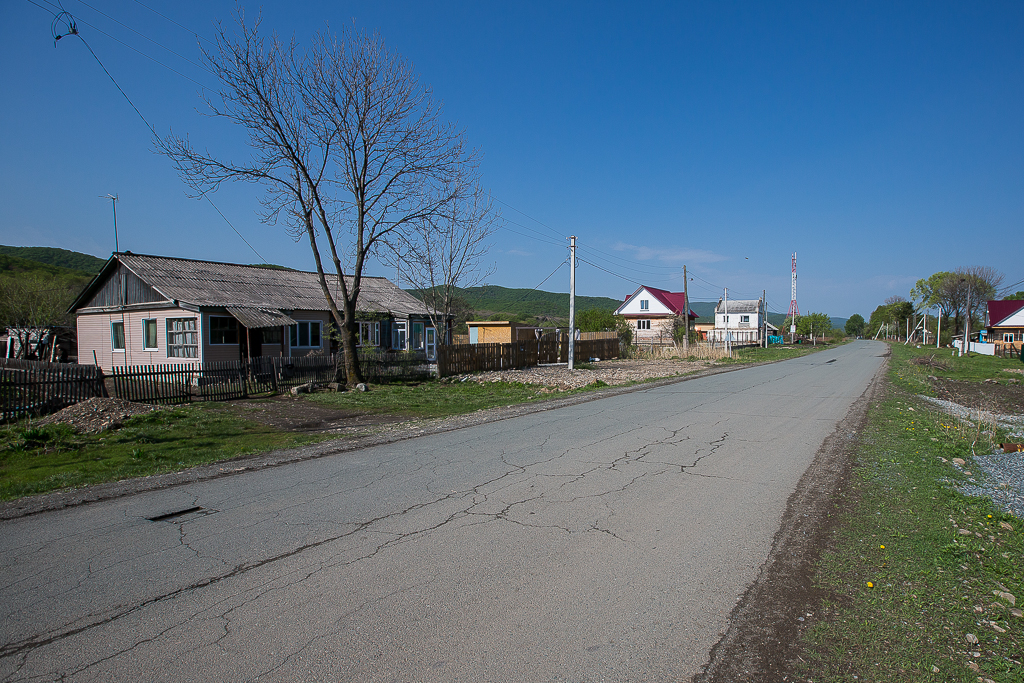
<box><xmin>787</xmin><ymin>252</ymin><xmax>799</xmax><ymax>338</ymax></box>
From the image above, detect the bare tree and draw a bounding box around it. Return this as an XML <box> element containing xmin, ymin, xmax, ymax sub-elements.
<box><xmin>388</xmin><ymin>176</ymin><xmax>498</xmax><ymax>344</ymax></box>
<box><xmin>158</xmin><ymin>13</ymin><xmax>474</xmax><ymax>386</ymax></box>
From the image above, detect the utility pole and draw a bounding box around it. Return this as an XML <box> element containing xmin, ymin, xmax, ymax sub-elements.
<box><xmin>962</xmin><ymin>278</ymin><xmax>971</xmax><ymax>357</ymax></box>
<box><xmin>101</xmin><ymin>194</ymin><xmax>119</xmax><ymax>252</ymax></box>
<box><xmin>724</xmin><ymin>287</ymin><xmax>730</xmax><ymax>355</ymax></box>
<box><xmin>683</xmin><ymin>265</ymin><xmax>689</xmax><ymax>356</ymax></box>
<box><xmin>568</xmin><ymin>235</ymin><xmax>576</xmax><ymax>370</ymax></box>
<box><xmin>788</xmin><ymin>252</ymin><xmax>799</xmax><ymax>344</ymax></box>
<box><xmin>762</xmin><ymin>289</ymin><xmax>767</xmax><ymax>348</ymax></box>
<box><xmin>936</xmin><ymin>308</ymin><xmax>941</xmax><ymax>349</ymax></box>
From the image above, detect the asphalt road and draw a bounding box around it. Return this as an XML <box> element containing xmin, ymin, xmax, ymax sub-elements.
<box><xmin>0</xmin><ymin>341</ymin><xmax>886</xmax><ymax>682</ymax></box>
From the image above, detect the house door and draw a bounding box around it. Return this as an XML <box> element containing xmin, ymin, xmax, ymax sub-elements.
<box><xmin>425</xmin><ymin>327</ymin><xmax>436</xmax><ymax>360</ymax></box>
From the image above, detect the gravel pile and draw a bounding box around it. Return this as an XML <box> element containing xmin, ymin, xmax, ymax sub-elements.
<box><xmin>32</xmin><ymin>397</ymin><xmax>163</xmax><ymax>433</ymax></box>
<box><xmin>445</xmin><ymin>358</ymin><xmax>712</xmax><ymax>391</ymax></box>
<box><xmin>919</xmin><ymin>394</ymin><xmax>1024</xmax><ymax>518</ymax></box>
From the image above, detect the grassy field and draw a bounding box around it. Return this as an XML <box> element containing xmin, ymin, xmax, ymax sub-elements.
<box><xmin>0</xmin><ymin>404</ymin><xmax>332</xmax><ymax>501</ymax></box>
<box><xmin>795</xmin><ymin>343</ymin><xmax>1023</xmax><ymax>682</ymax></box>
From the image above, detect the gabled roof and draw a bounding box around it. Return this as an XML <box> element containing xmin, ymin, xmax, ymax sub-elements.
<box><xmin>69</xmin><ymin>252</ymin><xmax>429</xmax><ymax>317</ymax></box>
<box><xmin>715</xmin><ymin>299</ymin><xmax>760</xmax><ymax>314</ymax></box>
<box><xmin>616</xmin><ymin>285</ymin><xmax>698</xmax><ymax>318</ymax></box>
<box><xmin>988</xmin><ymin>299</ymin><xmax>1024</xmax><ymax>327</ymax></box>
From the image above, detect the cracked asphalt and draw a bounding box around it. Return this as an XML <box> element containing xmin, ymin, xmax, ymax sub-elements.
<box><xmin>0</xmin><ymin>341</ymin><xmax>886</xmax><ymax>682</ymax></box>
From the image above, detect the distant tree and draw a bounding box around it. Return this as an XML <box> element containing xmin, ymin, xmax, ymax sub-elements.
<box><xmin>0</xmin><ymin>273</ymin><xmax>81</xmax><ymax>359</ymax></box>
<box><xmin>576</xmin><ymin>308</ymin><xmax>616</xmax><ymax>333</ymax></box>
<box><xmin>614</xmin><ymin>315</ymin><xmax>632</xmax><ymax>346</ymax></box>
<box><xmin>1006</xmin><ymin>291</ymin><xmax>1024</xmax><ymax>301</ymax></box>
<box><xmin>845</xmin><ymin>313</ymin><xmax>865</xmax><ymax>337</ymax></box>
<box><xmin>159</xmin><ymin>15</ymin><xmax>477</xmax><ymax>387</ymax></box>
<box><xmin>794</xmin><ymin>312</ymin><xmax>832</xmax><ymax>338</ymax></box>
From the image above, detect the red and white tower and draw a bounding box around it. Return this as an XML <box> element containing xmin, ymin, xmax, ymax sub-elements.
<box><xmin>787</xmin><ymin>252</ymin><xmax>799</xmax><ymax>337</ymax></box>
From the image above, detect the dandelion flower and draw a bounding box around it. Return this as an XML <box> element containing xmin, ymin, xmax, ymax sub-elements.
<box><xmin>867</xmin><ymin>582</ymin><xmax>874</xmax><ymax>588</ymax></box>
<box><xmin>880</xmin><ymin>545</ymin><xmax>885</xmax><ymax>549</ymax></box>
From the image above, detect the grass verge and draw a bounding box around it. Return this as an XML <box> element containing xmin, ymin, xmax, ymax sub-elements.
<box><xmin>794</xmin><ymin>344</ymin><xmax>1023</xmax><ymax>682</ymax></box>
<box><xmin>0</xmin><ymin>404</ymin><xmax>333</xmax><ymax>501</ymax></box>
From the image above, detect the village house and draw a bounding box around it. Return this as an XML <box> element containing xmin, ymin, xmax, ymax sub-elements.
<box><xmin>68</xmin><ymin>252</ymin><xmax>443</xmax><ymax>372</ymax></box>
<box><xmin>986</xmin><ymin>299</ymin><xmax>1024</xmax><ymax>354</ymax></box>
<box><xmin>707</xmin><ymin>298</ymin><xmax>775</xmax><ymax>345</ymax></box>
<box><xmin>614</xmin><ymin>286</ymin><xmax>698</xmax><ymax>346</ymax></box>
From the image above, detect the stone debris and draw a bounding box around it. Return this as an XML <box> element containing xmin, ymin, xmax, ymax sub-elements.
<box><xmin>31</xmin><ymin>397</ymin><xmax>163</xmax><ymax>434</ymax></box>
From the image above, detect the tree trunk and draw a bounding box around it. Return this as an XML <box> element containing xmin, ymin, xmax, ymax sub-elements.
<box><xmin>337</xmin><ymin>301</ymin><xmax>363</xmax><ymax>388</ymax></box>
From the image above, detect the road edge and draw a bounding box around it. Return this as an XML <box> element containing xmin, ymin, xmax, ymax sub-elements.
<box><xmin>693</xmin><ymin>346</ymin><xmax>890</xmax><ymax>683</ymax></box>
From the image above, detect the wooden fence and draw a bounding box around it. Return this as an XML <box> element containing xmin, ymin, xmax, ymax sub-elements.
<box><xmin>110</xmin><ymin>364</ymin><xmax>195</xmax><ymax>405</ymax></box>
<box><xmin>436</xmin><ymin>337</ymin><xmax>620</xmax><ymax>377</ymax></box>
<box><xmin>1</xmin><ymin>359</ymin><xmax>106</xmax><ymax>422</ymax></box>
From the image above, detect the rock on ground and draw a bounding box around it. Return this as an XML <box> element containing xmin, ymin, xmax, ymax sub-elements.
<box><xmin>31</xmin><ymin>397</ymin><xmax>163</xmax><ymax>434</ymax></box>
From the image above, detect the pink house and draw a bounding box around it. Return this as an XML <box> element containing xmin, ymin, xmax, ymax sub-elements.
<box><xmin>69</xmin><ymin>252</ymin><xmax>440</xmax><ymax>371</ymax></box>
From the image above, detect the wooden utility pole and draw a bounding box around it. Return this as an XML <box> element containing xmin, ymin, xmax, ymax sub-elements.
<box><xmin>568</xmin><ymin>235</ymin><xmax>576</xmax><ymax>370</ymax></box>
<box><xmin>683</xmin><ymin>265</ymin><xmax>689</xmax><ymax>355</ymax></box>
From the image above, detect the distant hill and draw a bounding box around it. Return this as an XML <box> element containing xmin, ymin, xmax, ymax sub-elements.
<box><xmin>0</xmin><ymin>246</ymin><xmax>106</xmax><ymax>275</ymax></box>
<box><xmin>0</xmin><ymin>252</ymin><xmax>94</xmax><ymax>280</ymax></box>
<box><xmin>408</xmin><ymin>285</ymin><xmax>623</xmax><ymax>324</ymax></box>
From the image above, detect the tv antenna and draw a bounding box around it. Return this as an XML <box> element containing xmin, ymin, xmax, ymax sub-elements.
<box><xmin>101</xmin><ymin>194</ymin><xmax>119</xmax><ymax>252</ymax></box>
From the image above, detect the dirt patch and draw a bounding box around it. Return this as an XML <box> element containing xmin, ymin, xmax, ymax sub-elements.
<box><xmin>931</xmin><ymin>378</ymin><xmax>1024</xmax><ymax>416</ymax></box>
<box><xmin>447</xmin><ymin>358</ymin><xmax>712</xmax><ymax>391</ymax></box>
<box><xmin>694</xmin><ymin>353</ymin><xmax>887</xmax><ymax>683</ymax></box>
<box><xmin>218</xmin><ymin>394</ymin><xmax>402</xmax><ymax>433</ymax></box>
<box><xmin>32</xmin><ymin>397</ymin><xmax>164</xmax><ymax>434</ymax></box>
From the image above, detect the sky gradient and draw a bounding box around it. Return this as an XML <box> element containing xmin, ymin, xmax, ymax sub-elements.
<box><xmin>2</xmin><ymin>1</ymin><xmax>1023</xmax><ymax>318</ymax></box>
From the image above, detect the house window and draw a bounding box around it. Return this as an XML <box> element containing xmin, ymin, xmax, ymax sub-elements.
<box><xmin>289</xmin><ymin>321</ymin><xmax>322</xmax><ymax>348</ymax></box>
<box><xmin>411</xmin><ymin>322</ymin><xmax>424</xmax><ymax>349</ymax></box>
<box><xmin>1005</xmin><ymin>333</ymin><xmax>1016</xmax><ymax>343</ymax></box>
<box><xmin>262</xmin><ymin>327</ymin><xmax>282</xmax><ymax>345</ymax></box>
<box><xmin>209</xmin><ymin>316</ymin><xmax>239</xmax><ymax>345</ymax></box>
<box><xmin>166</xmin><ymin>318</ymin><xmax>198</xmax><ymax>358</ymax></box>
<box><xmin>740</xmin><ymin>315</ymin><xmax>750</xmax><ymax>323</ymax></box>
<box><xmin>637</xmin><ymin>319</ymin><xmax>651</xmax><ymax>330</ymax></box>
<box><xmin>358</xmin><ymin>321</ymin><xmax>380</xmax><ymax>347</ymax></box>
<box><xmin>111</xmin><ymin>321</ymin><xmax>125</xmax><ymax>351</ymax></box>
<box><xmin>142</xmin><ymin>319</ymin><xmax>159</xmax><ymax>350</ymax></box>
<box><xmin>392</xmin><ymin>321</ymin><xmax>407</xmax><ymax>350</ymax></box>
<box><xmin>640</xmin><ymin>299</ymin><xmax>649</xmax><ymax>310</ymax></box>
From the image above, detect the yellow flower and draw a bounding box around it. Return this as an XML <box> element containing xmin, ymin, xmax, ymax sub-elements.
<box><xmin>880</xmin><ymin>545</ymin><xmax>885</xmax><ymax>549</ymax></box>
<box><xmin>867</xmin><ymin>582</ymin><xmax>874</xmax><ymax>588</ymax></box>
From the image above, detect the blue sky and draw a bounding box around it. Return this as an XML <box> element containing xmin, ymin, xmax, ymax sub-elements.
<box><xmin>2</xmin><ymin>1</ymin><xmax>1023</xmax><ymax>318</ymax></box>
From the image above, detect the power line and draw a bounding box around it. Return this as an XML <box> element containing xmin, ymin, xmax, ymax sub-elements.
<box><xmin>130</xmin><ymin>0</ymin><xmax>216</xmax><ymax>46</ymax></box>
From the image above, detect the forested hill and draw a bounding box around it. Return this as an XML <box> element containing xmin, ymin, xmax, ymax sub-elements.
<box><xmin>0</xmin><ymin>246</ymin><xmax>107</xmax><ymax>275</ymax></box>
<box><xmin>0</xmin><ymin>252</ymin><xmax>94</xmax><ymax>279</ymax></box>
<box><xmin>408</xmin><ymin>285</ymin><xmax>623</xmax><ymax>321</ymax></box>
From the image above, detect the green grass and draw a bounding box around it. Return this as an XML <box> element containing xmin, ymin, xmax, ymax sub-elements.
<box><xmin>890</xmin><ymin>342</ymin><xmax>1024</xmax><ymax>394</ymax></box>
<box><xmin>795</xmin><ymin>345</ymin><xmax>1023</xmax><ymax>682</ymax></box>
<box><xmin>304</xmin><ymin>379</ymin><xmax>608</xmax><ymax>418</ymax></box>
<box><xmin>0</xmin><ymin>405</ymin><xmax>332</xmax><ymax>501</ymax></box>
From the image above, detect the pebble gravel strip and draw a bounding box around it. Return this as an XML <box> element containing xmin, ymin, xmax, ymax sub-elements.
<box><xmin>919</xmin><ymin>394</ymin><xmax>1024</xmax><ymax>519</ymax></box>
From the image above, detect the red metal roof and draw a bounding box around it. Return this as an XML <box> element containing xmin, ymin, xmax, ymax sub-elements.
<box><xmin>636</xmin><ymin>286</ymin><xmax>699</xmax><ymax>319</ymax></box>
<box><xmin>988</xmin><ymin>299</ymin><xmax>1024</xmax><ymax>327</ymax></box>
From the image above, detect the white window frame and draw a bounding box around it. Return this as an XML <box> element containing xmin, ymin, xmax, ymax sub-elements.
<box><xmin>289</xmin><ymin>321</ymin><xmax>322</xmax><ymax>349</ymax></box>
<box><xmin>1005</xmin><ymin>333</ymin><xmax>1016</xmax><ymax>343</ymax></box>
<box><xmin>166</xmin><ymin>317</ymin><xmax>198</xmax><ymax>358</ymax></box>
<box><xmin>637</xmin><ymin>319</ymin><xmax>651</xmax><ymax>330</ymax></box>
<box><xmin>111</xmin><ymin>321</ymin><xmax>125</xmax><ymax>352</ymax></box>
<box><xmin>142</xmin><ymin>318</ymin><xmax>159</xmax><ymax>350</ymax></box>
<box><xmin>392</xmin><ymin>321</ymin><xmax>407</xmax><ymax>350</ymax></box>
<box><xmin>357</xmin><ymin>321</ymin><xmax>380</xmax><ymax>347</ymax></box>
<box><xmin>740</xmin><ymin>315</ymin><xmax>750</xmax><ymax>323</ymax></box>
<box><xmin>640</xmin><ymin>299</ymin><xmax>649</xmax><ymax>310</ymax></box>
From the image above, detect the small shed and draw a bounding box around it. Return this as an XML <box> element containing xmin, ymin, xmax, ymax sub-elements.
<box><xmin>467</xmin><ymin>321</ymin><xmax>539</xmax><ymax>344</ymax></box>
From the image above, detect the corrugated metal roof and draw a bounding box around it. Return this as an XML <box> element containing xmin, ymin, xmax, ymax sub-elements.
<box><xmin>112</xmin><ymin>253</ymin><xmax>428</xmax><ymax>316</ymax></box>
<box><xmin>225</xmin><ymin>307</ymin><xmax>297</xmax><ymax>329</ymax></box>
<box><xmin>715</xmin><ymin>299</ymin><xmax>760</xmax><ymax>314</ymax></box>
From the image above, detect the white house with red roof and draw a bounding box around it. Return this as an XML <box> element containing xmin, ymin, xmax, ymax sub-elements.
<box><xmin>986</xmin><ymin>299</ymin><xmax>1024</xmax><ymax>353</ymax></box>
<box><xmin>614</xmin><ymin>286</ymin><xmax>697</xmax><ymax>345</ymax></box>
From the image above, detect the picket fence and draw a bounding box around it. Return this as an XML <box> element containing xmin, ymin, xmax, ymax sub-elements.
<box><xmin>1</xmin><ymin>359</ymin><xmax>106</xmax><ymax>422</ymax></box>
